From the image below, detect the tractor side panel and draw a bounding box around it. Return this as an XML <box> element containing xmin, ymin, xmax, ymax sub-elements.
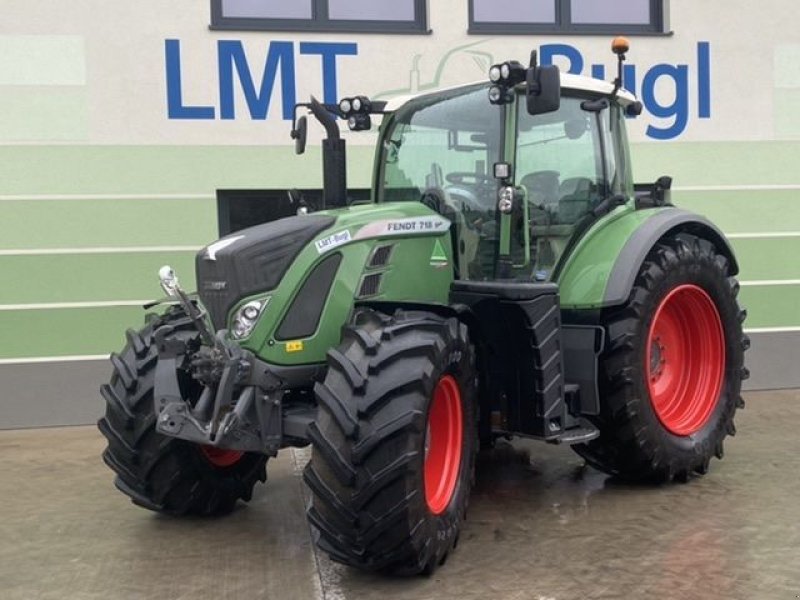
<box><xmin>236</xmin><ymin>238</ymin><xmax>371</xmax><ymax>366</ymax></box>
<box><xmin>237</xmin><ymin>202</ymin><xmax>454</xmax><ymax>366</ymax></box>
<box><xmin>369</xmin><ymin>234</ymin><xmax>453</xmax><ymax>305</ymax></box>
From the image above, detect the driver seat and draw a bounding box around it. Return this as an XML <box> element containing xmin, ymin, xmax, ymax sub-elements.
<box><xmin>520</xmin><ymin>170</ymin><xmax>560</xmax><ymax>211</ymax></box>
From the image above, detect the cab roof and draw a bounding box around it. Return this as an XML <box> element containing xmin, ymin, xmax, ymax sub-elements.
<box><xmin>383</xmin><ymin>72</ymin><xmax>637</xmax><ymax>112</ymax></box>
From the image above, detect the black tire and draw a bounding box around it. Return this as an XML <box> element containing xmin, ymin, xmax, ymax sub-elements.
<box><xmin>573</xmin><ymin>233</ymin><xmax>749</xmax><ymax>482</ymax></box>
<box><xmin>303</xmin><ymin>309</ymin><xmax>477</xmax><ymax>574</ymax></box>
<box><xmin>98</xmin><ymin>307</ymin><xmax>267</xmax><ymax>516</ymax></box>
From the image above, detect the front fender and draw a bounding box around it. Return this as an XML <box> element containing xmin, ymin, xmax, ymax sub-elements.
<box><xmin>558</xmin><ymin>206</ymin><xmax>738</xmax><ymax>310</ymax></box>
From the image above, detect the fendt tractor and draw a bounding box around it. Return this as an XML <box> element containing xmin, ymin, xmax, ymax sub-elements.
<box><xmin>99</xmin><ymin>39</ymin><xmax>748</xmax><ymax>574</ymax></box>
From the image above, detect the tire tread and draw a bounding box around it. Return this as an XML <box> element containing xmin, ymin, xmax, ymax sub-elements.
<box><xmin>304</xmin><ymin>309</ymin><xmax>476</xmax><ymax>574</ymax></box>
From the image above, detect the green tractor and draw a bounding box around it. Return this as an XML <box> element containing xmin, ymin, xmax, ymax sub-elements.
<box><xmin>98</xmin><ymin>39</ymin><xmax>748</xmax><ymax>574</ymax></box>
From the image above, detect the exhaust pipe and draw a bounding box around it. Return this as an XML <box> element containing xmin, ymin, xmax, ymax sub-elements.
<box><xmin>308</xmin><ymin>96</ymin><xmax>347</xmax><ymax>210</ymax></box>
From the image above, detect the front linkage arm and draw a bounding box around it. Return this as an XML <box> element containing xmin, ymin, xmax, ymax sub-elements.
<box><xmin>151</xmin><ymin>266</ymin><xmax>284</xmax><ymax>455</ymax></box>
<box><xmin>153</xmin><ymin>328</ymin><xmax>284</xmax><ymax>455</ymax></box>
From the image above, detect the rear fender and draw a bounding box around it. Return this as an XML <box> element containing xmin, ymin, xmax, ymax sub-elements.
<box><xmin>558</xmin><ymin>207</ymin><xmax>738</xmax><ymax>309</ymax></box>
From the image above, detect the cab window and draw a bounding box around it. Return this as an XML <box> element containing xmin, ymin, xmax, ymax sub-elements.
<box><xmin>513</xmin><ymin>96</ymin><xmax>616</xmax><ymax>276</ymax></box>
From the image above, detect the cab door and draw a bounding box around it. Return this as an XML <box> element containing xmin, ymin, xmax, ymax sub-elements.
<box><xmin>506</xmin><ymin>94</ymin><xmax>629</xmax><ymax>281</ymax></box>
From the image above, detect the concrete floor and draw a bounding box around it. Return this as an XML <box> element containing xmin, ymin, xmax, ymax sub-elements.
<box><xmin>2</xmin><ymin>390</ymin><xmax>799</xmax><ymax>600</ymax></box>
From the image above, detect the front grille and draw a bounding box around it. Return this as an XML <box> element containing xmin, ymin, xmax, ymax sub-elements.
<box><xmin>357</xmin><ymin>273</ymin><xmax>383</xmax><ymax>298</ymax></box>
<box><xmin>368</xmin><ymin>244</ymin><xmax>393</xmax><ymax>268</ymax></box>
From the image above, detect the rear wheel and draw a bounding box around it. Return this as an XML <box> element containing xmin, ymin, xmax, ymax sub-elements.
<box><xmin>97</xmin><ymin>307</ymin><xmax>267</xmax><ymax>515</ymax></box>
<box><xmin>573</xmin><ymin>233</ymin><xmax>748</xmax><ymax>482</ymax></box>
<box><xmin>304</xmin><ymin>309</ymin><xmax>477</xmax><ymax>574</ymax></box>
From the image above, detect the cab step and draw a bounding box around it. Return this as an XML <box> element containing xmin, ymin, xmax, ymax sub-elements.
<box><xmin>547</xmin><ymin>425</ymin><xmax>600</xmax><ymax>445</ymax></box>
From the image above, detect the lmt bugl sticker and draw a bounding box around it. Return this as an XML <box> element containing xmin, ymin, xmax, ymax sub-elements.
<box><xmin>315</xmin><ymin>230</ymin><xmax>351</xmax><ymax>253</ymax></box>
<box><xmin>355</xmin><ymin>216</ymin><xmax>450</xmax><ymax>240</ymax></box>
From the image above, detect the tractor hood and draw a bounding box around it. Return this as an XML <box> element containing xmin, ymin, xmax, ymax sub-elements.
<box><xmin>195</xmin><ymin>214</ymin><xmax>335</xmax><ymax>329</ymax></box>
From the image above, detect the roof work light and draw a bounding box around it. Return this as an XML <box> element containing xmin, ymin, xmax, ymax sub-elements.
<box><xmin>338</xmin><ymin>95</ymin><xmax>374</xmax><ymax>131</ymax></box>
<box><xmin>487</xmin><ymin>61</ymin><xmax>526</xmax><ymax>105</ymax></box>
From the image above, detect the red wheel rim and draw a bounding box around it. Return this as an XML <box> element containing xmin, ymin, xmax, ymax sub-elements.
<box><xmin>199</xmin><ymin>446</ymin><xmax>244</xmax><ymax>468</ymax></box>
<box><xmin>424</xmin><ymin>375</ymin><xmax>463</xmax><ymax>515</ymax></box>
<box><xmin>646</xmin><ymin>284</ymin><xmax>726</xmax><ymax>436</ymax></box>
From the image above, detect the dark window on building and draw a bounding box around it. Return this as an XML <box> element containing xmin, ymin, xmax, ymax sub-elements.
<box><xmin>211</xmin><ymin>0</ymin><xmax>428</xmax><ymax>33</ymax></box>
<box><xmin>469</xmin><ymin>0</ymin><xmax>668</xmax><ymax>35</ymax></box>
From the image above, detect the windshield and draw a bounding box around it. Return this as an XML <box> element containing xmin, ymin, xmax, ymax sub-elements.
<box><xmin>378</xmin><ymin>84</ymin><xmax>504</xmax><ymax>278</ymax></box>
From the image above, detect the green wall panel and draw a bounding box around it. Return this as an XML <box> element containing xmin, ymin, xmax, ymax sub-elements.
<box><xmin>738</xmin><ymin>286</ymin><xmax>800</xmax><ymax>329</ymax></box>
<box><xmin>0</xmin><ymin>199</ymin><xmax>216</xmax><ymax>249</ymax></box>
<box><xmin>0</xmin><ymin>284</ymin><xmax>793</xmax><ymax>360</ymax></box>
<box><xmin>1</xmin><ymin>140</ymin><xmax>798</xmax><ymax>360</ymax></box>
<box><xmin>732</xmin><ymin>238</ymin><xmax>800</xmax><ymax>281</ymax></box>
<box><xmin>0</xmin><ymin>306</ymin><xmax>147</xmax><ymax>359</ymax></box>
<box><xmin>0</xmin><ymin>253</ymin><xmax>197</xmax><ymax>305</ymax></box>
<box><xmin>673</xmin><ymin>190</ymin><xmax>800</xmax><ymax>234</ymax></box>
<box><xmin>0</xmin><ymin>145</ymin><xmax>375</xmax><ymax>195</ymax></box>
<box><xmin>2</xmin><ymin>142</ymin><xmax>795</xmax><ymax>197</ymax></box>
<box><xmin>631</xmin><ymin>140</ymin><xmax>800</xmax><ymax>186</ymax></box>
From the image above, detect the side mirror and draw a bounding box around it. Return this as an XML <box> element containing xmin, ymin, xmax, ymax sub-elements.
<box><xmin>291</xmin><ymin>115</ymin><xmax>308</xmax><ymax>155</ymax></box>
<box><xmin>526</xmin><ymin>64</ymin><xmax>560</xmax><ymax>116</ymax></box>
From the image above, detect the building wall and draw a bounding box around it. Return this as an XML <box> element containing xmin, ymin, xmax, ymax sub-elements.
<box><xmin>1</xmin><ymin>1</ymin><xmax>798</xmax><ymax>427</ymax></box>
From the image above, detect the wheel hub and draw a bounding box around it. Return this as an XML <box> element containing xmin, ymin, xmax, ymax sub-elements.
<box><xmin>423</xmin><ymin>375</ymin><xmax>463</xmax><ymax>515</ymax></box>
<box><xmin>646</xmin><ymin>284</ymin><xmax>726</xmax><ymax>436</ymax></box>
<box><xmin>199</xmin><ymin>445</ymin><xmax>244</xmax><ymax>468</ymax></box>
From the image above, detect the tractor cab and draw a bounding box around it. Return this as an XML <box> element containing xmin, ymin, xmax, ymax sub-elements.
<box><xmin>288</xmin><ymin>44</ymin><xmax>638</xmax><ymax>288</ymax></box>
<box><xmin>376</xmin><ymin>72</ymin><xmax>636</xmax><ymax>283</ymax></box>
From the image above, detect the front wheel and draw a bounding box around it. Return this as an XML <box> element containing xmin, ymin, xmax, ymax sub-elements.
<box><xmin>304</xmin><ymin>309</ymin><xmax>477</xmax><ymax>574</ymax></box>
<box><xmin>573</xmin><ymin>233</ymin><xmax>749</xmax><ymax>482</ymax></box>
<box><xmin>97</xmin><ymin>308</ymin><xmax>268</xmax><ymax>515</ymax></box>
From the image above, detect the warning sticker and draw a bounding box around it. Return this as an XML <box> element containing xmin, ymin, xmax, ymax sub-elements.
<box><xmin>285</xmin><ymin>340</ymin><xmax>304</xmax><ymax>353</ymax></box>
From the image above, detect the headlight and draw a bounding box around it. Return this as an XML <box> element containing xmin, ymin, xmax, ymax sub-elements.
<box><xmin>158</xmin><ymin>265</ymin><xmax>180</xmax><ymax>297</ymax></box>
<box><xmin>488</xmin><ymin>61</ymin><xmax>526</xmax><ymax>87</ymax></box>
<box><xmin>497</xmin><ymin>186</ymin><xmax>515</xmax><ymax>214</ymax></box>
<box><xmin>488</xmin><ymin>84</ymin><xmax>513</xmax><ymax>106</ymax></box>
<box><xmin>339</xmin><ymin>98</ymin><xmax>352</xmax><ymax>114</ymax></box>
<box><xmin>230</xmin><ymin>298</ymin><xmax>269</xmax><ymax>340</ymax></box>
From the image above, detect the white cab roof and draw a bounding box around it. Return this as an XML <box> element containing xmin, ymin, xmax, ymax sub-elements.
<box><xmin>383</xmin><ymin>73</ymin><xmax>637</xmax><ymax>112</ymax></box>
